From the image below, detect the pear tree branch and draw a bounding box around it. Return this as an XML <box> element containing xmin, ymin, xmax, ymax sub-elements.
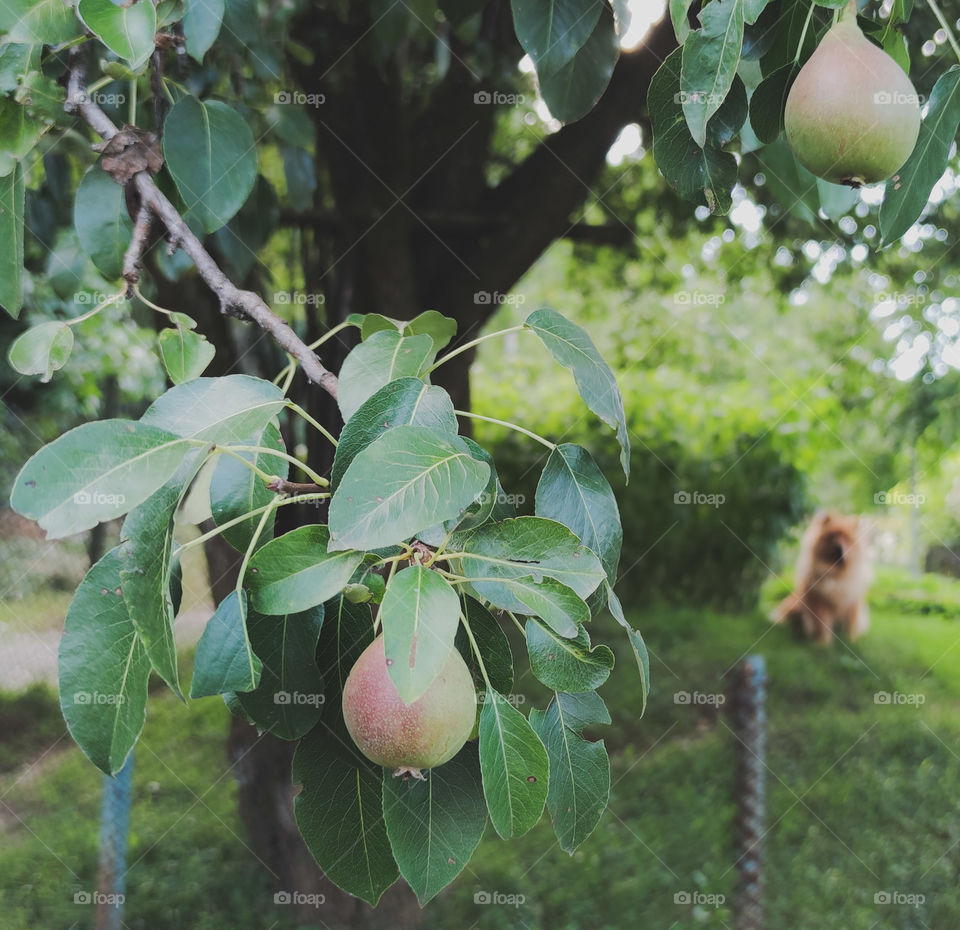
<box><xmin>65</xmin><ymin>55</ymin><xmax>339</xmax><ymax>399</ymax></box>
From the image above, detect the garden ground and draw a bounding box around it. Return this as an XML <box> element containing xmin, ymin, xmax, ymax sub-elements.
<box><xmin>1</xmin><ymin>567</ymin><xmax>959</xmax><ymax>929</ymax></box>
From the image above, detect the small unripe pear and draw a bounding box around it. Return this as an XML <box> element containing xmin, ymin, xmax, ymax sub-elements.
<box><xmin>342</xmin><ymin>635</ymin><xmax>476</xmax><ymax>778</ymax></box>
<box><xmin>784</xmin><ymin>13</ymin><xmax>920</xmax><ymax>186</ymax></box>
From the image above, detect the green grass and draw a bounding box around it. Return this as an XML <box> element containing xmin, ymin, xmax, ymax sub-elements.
<box><xmin>1</xmin><ymin>567</ymin><xmax>959</xmax><ymax>928</ymax></box>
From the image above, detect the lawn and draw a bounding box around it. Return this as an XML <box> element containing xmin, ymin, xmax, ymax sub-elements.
<box><xmin>1</xmin><ymin>567</ymin><xmax>958</xmax><ymax>929</ymax></box>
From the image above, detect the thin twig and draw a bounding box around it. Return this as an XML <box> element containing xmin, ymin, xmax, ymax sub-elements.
<box><xmin>65</xmin><ymin>55</ymin><xmax>339</xmax><ymax>399</ymax></box>
<box><xmin>266</xmin><ymin>478</ymin><xmax>328</xmax><ymax>495</ymax></box>
<box><xmin>122</xmin><ymin>203</ymin><xmax>152</xmax><ymax>286</ymax></box>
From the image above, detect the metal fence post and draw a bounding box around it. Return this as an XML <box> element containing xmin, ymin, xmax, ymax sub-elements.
<box><xmin>95</xmin><ymin>751</ymin><xmax>133</xmax><ymax>930</ymax></box>
<box><xmin>733</xmin><ymin>655</ymin><xmax>766</xmax><ymax>930</ymax></box>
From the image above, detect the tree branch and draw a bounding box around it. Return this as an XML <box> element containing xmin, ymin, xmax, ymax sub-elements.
<box><xmin>122</xmin><ymin>203</ymin><xmax>152</xmax><ymax>285</ymax></box>
<box><xmin>65</xmin><ymin>56</ymin><xmax>339</xmax><ymax>399</ymax></box>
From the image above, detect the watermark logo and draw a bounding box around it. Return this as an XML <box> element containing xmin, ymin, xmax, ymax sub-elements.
<box><xmin>474</xmin><ymin>890</ymin><xmax>526</xmax><ymax>907</ymax></box>
<box><xmin>73</xmin><ymin>491</ymin><xmax>126</xmax><ymax>507</ymax></box>
<box><xmin>274</xmin><ymin>691</ymin><xmax>325</xmax><ymax>707</ymax></box>
<box><xmin>473</xmin><ymin>291</ymin><xmax>525</xmax><ymax>306</ymax></box>
<box><xmin>77</xmin><ymin>90</ymin><xmax>126</xmax><ymax>106</ymax></box>
<box><xmin>875</xmin><ymin>890</ymin><xmax>925</xmax><ymax>906</ymax></box>
<box><xmin>478</xmin><ymin>491</ymin><xmax>525</xmax><ymax>506</ymax></box>
<box><xmin>674</xmin><ymin>290</ymin><xmax>725</xmax><ymax>306</ymax></box>
<box><xmin>473</xmin><ymin>91</ymin><xmax>525</xmax><ymax>106</ymax></box>
<box><xmin>674</xmin><ymin>91</ymin><xmax>727</xmax><ymax>106</ymax></box>
<box><xmin>674</xmin><ymin>891</ymin><xmax>726</xmax><ymax>906</ymax></box>
<box><xmin>73</xmin><ymin>691</ymin><xmax>126</xmax><ymax>706</ymax></box>
<box><xmin>477</xmin><ymin>692</ymin><xmax>526</xmax><ymax>707</ymax></box>
<box><xmin>674</xmin><ymin>490</ymin><xmax>725</xmax><ymax>508</ymax></box>
<box><xmin>74</xmin><ymin>291</ymin><xmax>113</xmax><ymax>305</ymax></box>
<box><xmin>875</xmin><ymin>291</ymin><xmax>925</xmax><ymax>307</ymax></box>
<box><xmin>874</xmin><ymin>691</ymin><xmax>925</xmax><ymax>706</ymax></box>
<box><xmin>274</xmin><ymin>90</ymin><xmax>325</xmax><ymax>107</ymax></box>
<box><xmin>274</xmin><ymin>291</ymin><xmax>325</xmax><ymax>306</ymax></box>
<box><xmin>74</xmin><ymin>891</ymin><xmax>125</xmax><ymax>906</ymax></box>
<box><xmin>874</xmin><ymin>91</ymin><xmax>924</xmax><ymax>106</ymax></box>
<box><xmin>274</xmin><ymin>890</ymin><xmax>326</xmax><ymax>907</ymax></box>
<box><xmin>874</xmin><ymin>491</ymin><xmax>925</xmax><ymax>507</ymax></box>
<box><xmin>674</xmin><ymin>691</ymin><xmax>725</xmax><ymax>707</ymax></box>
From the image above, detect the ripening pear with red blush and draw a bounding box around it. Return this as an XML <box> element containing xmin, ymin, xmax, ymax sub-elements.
<box><xmin>342</xmin><ymin>635</ymin><xmax>476</xmax><ymax>778</ymax></box>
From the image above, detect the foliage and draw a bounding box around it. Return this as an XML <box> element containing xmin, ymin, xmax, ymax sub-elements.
<box><xmin>9</xmin><ymin>307</ymin><xmax>645</xmax><ymax>903</ymax></box>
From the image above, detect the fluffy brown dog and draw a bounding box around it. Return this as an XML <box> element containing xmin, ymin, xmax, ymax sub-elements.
<box><xmin>772</xmin><ymin>512</ymin><xmax>871</xmax><ymax>644</ymax></box>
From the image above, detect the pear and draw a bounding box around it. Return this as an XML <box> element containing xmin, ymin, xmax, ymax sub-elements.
<box><xmin>342</xmin><ymin>635</ymin><xmax>476</xmax><ymax>778</ymax></box>
<box><xmin>784</xmin><ymin>10</ymin><xmax>920</xmax><ymax>186</ymax></box>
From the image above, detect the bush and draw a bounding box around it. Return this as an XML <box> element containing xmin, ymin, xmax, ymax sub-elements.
<box><xmin>486</xmin><ymin>416</ymin><xmax>808</xmax><ymax>610</ymax></box>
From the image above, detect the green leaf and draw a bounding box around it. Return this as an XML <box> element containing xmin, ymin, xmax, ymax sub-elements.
<box><xmin>526</xmin><ymin>619</ymin><xmax>613</xmax><ymax>692</ymax></box>
<box><xmin>59</xmin><ymin>547</ymin><xmax>150</xmax><ymax>774</ymax></box>
<box><xmin>247</xmin><ymin>525</ymin><xmax>363</xmax><ymax>614</ymax></box>
<box><xmin>606</xmin><ymin>583</ymin><xmax>649</xmax><ymax>714</ymax></box>
<box><xmin>525</xmin><ymin>308</ymin><xmax>629</xmax><ymax>478</ymax></box>
<box><xmin>748</xmin><ymin>62</ymin><xmax>795</xmax><ymax>144</ymax></box>
<box><xmin>756</xmin><ymin>136</ymin><xmax>820</xmax><ymax>225</ymax></box>
<box><xmin>15</xmin><ymin>68</ymin><xmax>66</xmax><ymax>122</ymax></box>
<box><xmin>119</xmin><ymin>454</ymin><xmax>205</xmax><ymax>696</ymax></box>
<box><xmin>382</xmin><ymin>743</ymin><xmax>487</xmax><ymax>905</ymax></box>
<box><xmin>183</xmin><ymin>0</ymin><xmax>225</xmax><ymax>62</ymax></box>
<box><xmin>158</xmin><ymin>326</ymin><xmax>216</xmax><ymax>384</ymax></box>
<box><xmin>403</xmin><ymin>310</ymin><xmax>457</xmax><ymax>353</ymax></box>
<box><xmin>670</xmin><ymin>0</ymin><xmax>695</xmax><ymax>42</ymax></box>
<box><xmin>359</xmin><ymin>313</ymin><xmax>399</xmax><ymax>340</ymax></box>
<box><xmin>880</xmin><ymin>67</ymin><xmax>960</xmax><ymax>246</ymax></box>
<box><xmin>458</xmin><ymin>516</ymin><xmax>606</xmax><ymax>616</ymax></box>
<box><xmin>316</xmin><ymin>595</ymin><xmax>374</xmax><ymax>695</ymax></box>
<box><xmin>78</xmin><ymin>0</ymin><xmax>157</xmax><ymax>70</ymax></box>
<box><xmin>190</xmin><ymin>590</ymin><xmax>262</xmax><ymax>697</ymax></box>
<box><xmin>8</xmin><ymin>321</ymin><xmax>73</xmax><ymax>382</ymax></box>
<box><xmin>648</xmin><ymin>47</ymin><xmax>743</xmax><ymax>214</ymax></box>
<box><xmin>328</xmin><ymin>426</ymin><xmax>490</xmax><ymax>552</ymax></box>
<box><xmin>679</xmin><ymin>0</ymin><xmax>750</xmax><ymax>146</ymax></box>
<box><xmin>0</xmin><ymin>162</ymin><xmax>23</xmax><ymax>317</ymax></box>
<box><xmin>538</xmin><ymin>5</ymin><xmax>619</xmax><ymax>124</ymax></box>
<box><xmin>293</xmin><ymin>720</ymin><xmax>399</xmax><ymax>905</ymax></box>
<box><xmin>511</xmin><ymin>0</ymin><xmax>602</xmax><ymax>77</ymax></box>
<box><xmin>236</xmin><ymin>604</ymin><xmax>325</xmax><ymax>739</ymax></box>
<box><xmin>529</xmin><ymin>691</ymin><xmax>610</xmax><ymax>853</ymax></box>
<box><xmin>0</xmin><ymin>43</ymin><xmax>38</xmax><ymax>98</ymax></box>
<box><xmin>535</xmin><ymin>443</ymin><xmax>622</xmax><ymax>584</ymax></box>
<box><xmin>337</xmin><ymin>331</ymin><xmax>436</xmax><ymax>422</ymax></box>
<box><xmin>11</xmin><ymin>420</ymin><xmax>191</xmax><ymax>538</ymax></box>
<box><xmin>478</xmin><ymin>690</ymin><xmax>549</xmax><ymax>838</ymax></box>
<box><xmin>513</xmin><ymin>575</ymin><xmax>589</xmax><ymax>637</ymax></box>
<box><xmin>140</xmin><ymin>374</ymin><xmax>286</xmax><ymax>443</ymax></box>
<box><xmin>381</xmin><ymin>565</ymin><xmax>460</xmax><ymax>704</ymax></box>
<box><xmin>816</xmin><ymin>178</ymin><xmax>858</xmax><ymax>222</ymax></box>
<box><xmin>331</xmin><ymin>377</ymin><xmax>457</xmax><ymax>489</ymax></box>
<box><xmin>209</xmin><ymin>423</ymin><xmax>286</xmax><ymax>551</ymax></box>
<box><xmin>73</xmin><ymin>165</ymin><xmax>133</xmax><ymax>279</ymax></box>
<box><xmin>456</xmin><ymin>596</ymin><xmax>514</xmax><ymax>696</ymax></box>
<box><xmin>0</xmin><ymin>95</ymin><xmax>47</xmax><ymax>161</ymax></box>
<box><xmin>163</xmin><ymin>96</ymin><xmax>257</xmax><ymax>233</ymax></box>
<box><xmin>0</xmin><ymin>0</ymin><xmax>79</xmax><ymax>44</ymax></box>
<box><xmin>417</xmin><ymin>437</ymin><xmax>498</xmax><ymax>545</ymax></box>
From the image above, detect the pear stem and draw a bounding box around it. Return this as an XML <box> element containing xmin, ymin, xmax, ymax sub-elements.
<box><xmin>795</xmin><ymin>2</ymin><xmax>816</xmax><ymax>62</ymax></box>
<box><xmin>926</xmin><ymin>0</ymin><xmax>960</xmax><ymax>65</ymax></box>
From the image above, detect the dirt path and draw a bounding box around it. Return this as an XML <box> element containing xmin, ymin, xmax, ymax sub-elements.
<box><xmin>0</xmin><ymin>607</ymin><xmax>212</xmax><ymax>691</ymax></box>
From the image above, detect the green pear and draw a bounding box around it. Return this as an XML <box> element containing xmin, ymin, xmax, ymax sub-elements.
<box><xmin>784</xmin><ymin>11</ymin><xmax>920</xmax><ymax>186</ymax></box>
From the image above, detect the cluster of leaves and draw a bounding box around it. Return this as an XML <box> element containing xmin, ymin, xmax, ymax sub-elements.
<box><xmin>10</xmin><ymin>307</ymin><xmax>649</xmax><ymax>903</ymax></box>
<box><xmin>643</xmin><ymin>0</ymin><xmax>960</xmax><ymax>231</ymax></box>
